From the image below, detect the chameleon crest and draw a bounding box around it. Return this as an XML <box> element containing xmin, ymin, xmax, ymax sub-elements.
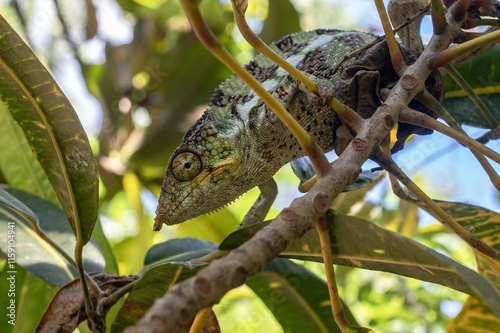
<box><xmin>154</xmin><ymin>29</ymin><xmax>441</xmax><ymax>229</ymax></box>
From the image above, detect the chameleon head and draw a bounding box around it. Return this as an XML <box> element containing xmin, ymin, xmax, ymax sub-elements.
<box><xmin>154</xmin><ymin>112</ymin><xmax>248</xmax><ymax>230</ymax></box>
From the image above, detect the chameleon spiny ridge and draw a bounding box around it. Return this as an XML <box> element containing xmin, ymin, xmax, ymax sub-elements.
<box><xmin>154</xmin><ymin>29</ymin><xmax>434</xmax><ymax>229</ymax></box>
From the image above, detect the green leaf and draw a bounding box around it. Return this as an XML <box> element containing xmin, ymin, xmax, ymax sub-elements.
<box><xmin>441</xmin><ymin>202</ymin><xmax>500</xmax><ymax>332</ymax></box>
<box><xmin>220</xmin><ymin>211</ymin><xmax>500</xmax><ymax>316</ymax></box>
<box><xmin>447</xmin><ymin>297</ymin><xmax>500</xmax><ymax>332</ymax></box>
<box><xmin>442</xmin><ymin>45</ymin><xmax>500</xmax><ymax>129</ymax></box>
<box><xmin>0</xmin><ymin>187</ymin><xmax>104</xmax><ymax>286</ymax></box>
<box><xmin>144</xmin><ymin>237</ymin><xmax>218</xmax><ymax>266</ymax></box>
<box><xmin>0</xmin><ymin>15</ymin><xmax>99</xmax><ymax>244</ymax></box>
<box><xmin>112</xmin><ymin>237</ymin><xmax>213</xmax><ymax>332</ymax></box>
<box><xmin>0</xmin><ymin>103</ymin><xmax>59</xmax><ymax>205</ymax></box>
<box><xmin>247</xmin><ymin>258</ymin><xmax>358</xmax><ymax>333</ymax></box>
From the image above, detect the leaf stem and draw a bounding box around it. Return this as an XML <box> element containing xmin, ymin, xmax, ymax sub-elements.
<box><xmin>316</xmin><ymin>215</ymin><xmax>349</xmax><ymax>329</ymax></box>
<box><xmin>429</xmin><ymin>29</ymin><xmax>500</xmax><ymax>68</ymax></box>
<box><xmin>430</xmin><ymin>0</ymin><xmax>447</xmax><ymax>35</ymax></box>
<box><xmin>465</xmin><ymin>18</ymin><xmax>500</xmax><ymax>28</ymax></box>
<box><xmin>235</xmin><ymin>0</ymin><xmax>365</xmax><ymax>130</ymax></box>
<box><xmin>102</xmin><ymin>278</ymin><xmax>139</xmax><ymax>308</ymax></box>
<box><xmin>189</xmin><ymin>307</ymin><xmax>212</xmax><ymax>333</ymax></box>
<box><xmin>399</xmin><ymin>108</ymin><xmax>500</xmax><ymax>164</ymax></box>
<box><xmin>75</xmin><ymin>242</ymin><xmax>96</xmax><ymax>321</ymax></box>
<box><xmin>229</xmin><ymin>0</ymin><xmax>364</xmax><ymax>158</ymax></box>
<box><xmin>374</xmin><ymin>0</ymin><xmax>405</xmax><ymax>73</ymax></box>
<box><xmin>449</xmin><ymin>0</ymin><xmax>472</xmax><ymax>22</ymax></box>
<box><xmin>317</xmin><ymin>215</ymin><xmax>375</xmax><ymax>333</ymax></box>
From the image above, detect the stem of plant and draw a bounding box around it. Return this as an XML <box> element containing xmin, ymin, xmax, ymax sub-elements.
<box><xmin>316</xmin><ymin>215</ymin><xmax>355</xmax><ymax>332</ymax></box>
<box><xmin>429</xmin><ymin>29</ymin><xmax>500</xmax><ymax>68</ymax></box>
<box><xmin>103</xmin><ymin>278</ymin><xmax>139</xmax><ymax>308</ymax></box>
<box><xmin>380</xmin><ymin>136</ymin><xmax>407</xmax><ymax>198</ymax></box>
<box><xmin>374</xmin><ymin>0</ymin><xmax>405</xmax><ymax>72</ymax></box>
<box><xmin>189</xmin><ymin>307</ymin><xmax>212</xmax><ymax>333</ymax></box>
<box><xmin>189</xmin><ymin>250</ymin><xmax>226</xmax><ymax>263</ymax></box>
<box><xmin>430</xmin><ymin>0</ymin><xmax>447</xmax><ymax>34</ymax></box>
<box><xmin>75</xmin><ymin>242</ymin><xmax>96</xmax><ymax>319</ymax></box>
<box><xmin>399</xmin><ymin>108</ymin><xmax>500</xmax><ymax>164</ymax></box>
<box><xmin>11</xmin><ymin>208</ymin><xmax>103</xmax><ymax>302</ymax></box>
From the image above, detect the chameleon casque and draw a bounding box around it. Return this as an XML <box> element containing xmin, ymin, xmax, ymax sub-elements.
<box><xmin>154</xmin><ymin>29</ymin><xmax>441</xmax><ymax>230</ymax></box>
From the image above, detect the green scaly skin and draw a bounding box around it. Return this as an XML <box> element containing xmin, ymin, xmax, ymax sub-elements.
<box><xmin>154</xmin><ymin>30</ymin><xmax>377</xmax><ymax>229</ymax></box>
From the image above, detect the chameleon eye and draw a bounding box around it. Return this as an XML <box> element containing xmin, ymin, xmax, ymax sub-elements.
<box><xmin>171</xmin><ymin>151</ymin><xmax>203</xmax><ymax>182</ymax></box>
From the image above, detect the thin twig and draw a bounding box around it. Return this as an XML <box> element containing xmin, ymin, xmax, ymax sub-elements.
<box><xmin>374</xmin><ymin>0</ymin><xmax>405</xmax><ymax>73</ymax></box>
<box><xmin>316</xmin><ymin>215</ymin><xmax>374</xmax><ymax>332</ymax></box>
<box><xmin>429</xmin><ymin>29</ymin><xmax>500</xmax><ymax>68</ymax></box>
<box><xmin>399</xmin><ymin>108</ymin><xmax>500</xmax><ymax>164</ymax></box>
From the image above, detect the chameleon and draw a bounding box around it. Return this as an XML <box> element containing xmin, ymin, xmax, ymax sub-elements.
<box><xmin>154</xmin><ymin>29</ymin><xmax>439</xmax><ymax>230</ymax></box>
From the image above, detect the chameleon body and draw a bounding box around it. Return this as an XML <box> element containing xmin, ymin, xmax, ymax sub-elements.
<box><xmin>155</xmin><ymin>30</ymin><xmax>378</xmax><ymax>229</ymax></box>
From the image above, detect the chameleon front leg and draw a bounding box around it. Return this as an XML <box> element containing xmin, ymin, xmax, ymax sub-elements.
<box><xmin>239</xmin><ymin>178</ymin><xmax>278</xmax><ymax>228</ymax></box>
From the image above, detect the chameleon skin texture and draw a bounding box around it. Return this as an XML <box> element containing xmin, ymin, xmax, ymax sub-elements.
<box><xmin>155</xmin><ymin>30</ymin><xmax>377</xmax><ymax>228</ymax></box>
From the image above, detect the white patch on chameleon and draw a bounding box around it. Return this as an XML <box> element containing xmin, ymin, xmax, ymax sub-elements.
<box><xmin>261</xmin><ymin>77</ymin><xmax>282</xmax><ymax>91</ymax></box>
<box><xmin>285</xmin><ymin>34</ymin><xmax>335</xmax><ymax>71</ymax></box>
<box><xmin>234</xmin><ymin>93</ymin><xmax>262</xmax><ymax>121</ymax></box>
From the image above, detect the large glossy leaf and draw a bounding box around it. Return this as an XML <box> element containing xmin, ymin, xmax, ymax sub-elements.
<box><xmin>441</xmin><ymin>202</ymin><xmax>500</xmax><ymax>332</ymax></box>
<box><xmin>0</xmin><ymin>103</ymin><xmax>59</xmax><ymax>205</ymax></box>
<box><xmin>247</xmin><ymin>258</ymin><xmax>359</xmax><ymax>333</ymax></box>
<box><xmin>0</xmin><ymin>187</ymin><xmax>104</xmax><ymax>286</ymax></box>
<box><xmin>442</xmin><ymin>45</ymin><xmax>500</xmax><ymax>129</ymax></box>
<box><xmin>111</xmin><ymin>238</ymin><xmax>215</xmax><ymax>332</ymax></box>
<box><xmin>219</xmin><ymin>210</ymin><xmax>500</xmax><ymax>317</ymax></box>
<box><xmin>0</xmin><ymin>15</ymin><xmax>98</xmax><ymax>244</ymax></box>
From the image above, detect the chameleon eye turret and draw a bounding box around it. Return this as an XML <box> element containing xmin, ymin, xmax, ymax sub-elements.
<box><xmin>170</xmin><ymin>151</ymin><xmax>203</xmax><ymax>182</ymax></box>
